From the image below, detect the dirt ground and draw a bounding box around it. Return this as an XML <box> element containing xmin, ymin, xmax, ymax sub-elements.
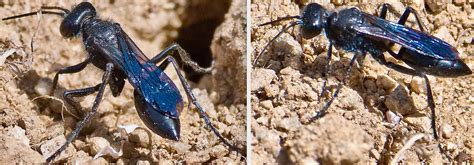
<box><xmin>251</xmin><ymin>0</ymin><xmax>472</xmax><ymax>164</ymax></box>
<box><xmin>0</xmin><ymin>0</ymin><xmax>245</xmax><ymax>164</ymax></box>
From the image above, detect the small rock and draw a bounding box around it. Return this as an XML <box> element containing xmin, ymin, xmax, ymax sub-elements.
<box><xmin>331</xmin><ymin>0</ymin><xmax>344</xmax><ymax>5</ymax></box>
<box><xmin>170</xmin><ymin>142</ymin><xmax>191</xmax><ymax>154</ymax></box>
<box><xmin>425</xmin><ymin>0</ymin><xmax>451</xmax><ymax>13</ymax></box>
<box><xmin>410</xmin><ymin>0</ymin><xmax>425</xmax><ymax>11</ymax></box>
<box><xmin>4</xmin><ymin>125</ymin><xmax>29</xmax><ymax>146</ymax></box>
<box><xmin>260</xmin><ymin>100</ymin><xmax>273</xmax><ymax>109</ymax></box>
<box><xmin>376</xmin><ymin>75</ymin><xmax>398</xmax><ymax>92</ymax></box>
<box><xmin>410</xmin><ymin>77</ymin><xmax>426</xmax><ymax>94</ymax></box>
<box><xmin>440</xmin><ymin>123</ymin><xmax>454</xmax><ymax>139</ymax></box>
<box><xmin>91</xmin><ymin>157</ymin><xmax>108</xmax><ymax>164</ymax></box>
<box><xmin>251</xmin><ymin>68</ymin><xmax>276</xmax><ymax>91</ymax></box>
<box><xmin>264</xmin><ymin>84</ymin><xmax>279</xmax><ymax>98</ymax></box>
<box><xmin>34</xmin><ymin>78</ymin><xmax>53</xmax><ymax>95</ymax></box>
<box><xmin>87</xmin><ymin>137</ymin><xmax>110</xmax><ymax>155</ymax></box>
<box><xmin>255</xmin><ymin>128</ymin><xmax>281</xmax><ymax>157</ymax></box>
<box><xmin>223</xmin><ymin>114</ymin><xmax>236</xmax><ymax>125</ymax></box>
<box><xmin>433</xmin><ymin>26</ymin><xmax>456</xmax><ymax>46</ymax></box>
<box><xmin>158</xmin><ymin>159</ymin><xmax>173</xmax><ymax>164</ymax></box>
<box><xmin>255</xmin><ymin>117</ymin><xmax>269</xmax><ymax>125</ymax></box>
<box><xmin>305</xmin><ymin>90</ymin><xmax>318</xmax><ymax>101</ymax></box>
<box><xmin>279</xmin><ymin>66</ymin><xmax>299</xmax><ymax>76</ymax></box>
<box><xmin>185</xmin><ymin>151</ymin><xmax>211</xmax><ymax>163</ymax></box>
<box><xmin>385</xmin><ymin>110</ymin><xmax>401</xmax><ymax>125</ymax></box>
<box><xmin>137</xmin><ymin>160</ymin><xmax>151</xmax><ymax>165</ymax></box>
<box><xmin>453</xmin><ymin>0</ymin><xmax>464</xmax><ymax>5</ymax></box>
<box><xmin>336</xmin><ymin>87</ymin><xmax>364</xmax><ymax>111</ymax></box>
<box><xmin>129</xmin><ymin>128</ymin><xmax>151</xmax><ymax>148</ymax></box>
<box><xmin>370</xmin><ymin>149</ymin><xmax>381</xmax><ymax>160</ymax></box>
<box><xmin>69</xmin><ymin>151</ymin><xmax>92</xmax><ymax>164</ymax></box>
<box><xmin>72</xmin><ymin>140</ymin><xmax>87</xmax><ymax>152</ymax></box>
<box><xmin>404</xmin><ymin>115</ymin><xmax>431</xmax><ymax>133</ymax></box>
<box><xmin>411</xmin><ymin>93</ymin><xmax>428</xmax><ymax>111</ymax></box>
<box><xmin>455</xmin><ymin>152</ymin><xmax>470</xmax><ymax>162</ymax></box>
<box><xmin>446</xmin><ymin>142</ymin><xmax>457</xmax><ymax>151</ymax></box>
<box><xmin>385</xmin><ymin>85</ymin><xmax>415</xmax><ymax>115</ymax></box>
<box><xmin>364</xmin><ymin>78</ymin><xmax>377</xmax><ymax>92</ymax></box>
<box><xmin>274</xmin><ymin>117</ymin><xmax>302</xmax><ymax>132</ymax></box>
<box><xmin>285</xmin><ymin>114</ymin><xmax>373</xmax><ymax>164</ymax></box>
<box><xmin>275</xmin><ymin>33</ymin><xmax>303</xmax><ymax>69</ymax></box>
<box><xmin>0</xmin><ymin>135</ymin><xmax>45</xmax><ymax>163</ymax></box>
<box><xmin>209</xmin><ymin>145</ymin><xmax>228</xmax><ymax>158</ymax></box>
<box><xmin>41</xmin><ymin>135</ymin><xmax>77</xmax><ymax>162</ymax></box>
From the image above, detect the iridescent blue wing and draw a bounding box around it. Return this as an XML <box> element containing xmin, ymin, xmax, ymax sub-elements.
<box><xmin>354</xmin><ymin>13</ymin><xmax>460</xmax><ymax>60</ymax></box>
<box><xmin>115</xmin><ymin>30</ymin><xmax>182</xmax><ymax>119</ymax></box>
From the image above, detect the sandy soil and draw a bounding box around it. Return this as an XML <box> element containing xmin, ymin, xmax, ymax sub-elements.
<box><xmin>0</xmin><ymin>0</ymin><xmax>245</xmax><ymax>164</ymax></box>
<box><xmin>251</xmin><ymin>0</ymin><xmax>472</xmax><ymax>164</ymax></box>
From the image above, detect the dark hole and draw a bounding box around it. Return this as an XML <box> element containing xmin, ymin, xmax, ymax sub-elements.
<box><xmin>175</xmin><ymin>1</ymin><xmax>231</xmax><ymax>82</ymax></box>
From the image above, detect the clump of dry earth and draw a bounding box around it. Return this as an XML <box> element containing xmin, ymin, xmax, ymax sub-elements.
<box><xmin>252</xmin><ymin>0</ymin><xmax>473</xmax><ymax>164</ymax></box>
<box><xmin>0</xmin><ymin>0</ymin><xmax>246</xmax><ymax>164</ymax></box>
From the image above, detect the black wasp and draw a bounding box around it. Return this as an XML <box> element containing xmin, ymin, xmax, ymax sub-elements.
<box><xmin>3</xmin><ymin>2</ymin><xmax>241</xmax><ymax>162</ymax></box>
<box><xmin>254</xmin><ymin>2</ymin><xmax>471</xmax><ymax>147</ymax></box>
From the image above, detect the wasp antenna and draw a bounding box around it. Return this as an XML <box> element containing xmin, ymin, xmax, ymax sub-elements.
<box><xmin>41</xmin><ymin>6</ymin><xmax>71</xmax><ymax>14</ymax></box>
<box><xmin>2</xmin><ymin>11</ymin><xmax>65</xmax><ymax>21</ymax></box>
<box><xmin>253</xmin><ymin>21</ymin><xmax>299</xmax><ymax>65</ymax></box>
<box><xmin>259</xmin><ymin>15</ymin><xmax>300</xmax><ymax>26</ymax></box>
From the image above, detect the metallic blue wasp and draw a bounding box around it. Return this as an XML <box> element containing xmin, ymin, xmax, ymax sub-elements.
<box><xmin>3</xmin><ymin>2</ymin><xmax>241</xmax><ymax>162</ymax></box>
<box><xmin>254</xmin><ymin>2</ymin><xmax>471</xmax><ymax>149</ymax></box>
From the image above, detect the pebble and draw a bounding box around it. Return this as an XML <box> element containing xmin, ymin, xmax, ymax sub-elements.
<box><xmin>185</xmin><ymin>151</ymin><xmax>211</xmax><ymax>163</ymax></box>
<box><xmin>404</xmin><ymin>115</ymin><xmax>431</xmax><ymax>133</ymax></box>
<box><xmin>209</xmin><ymin>145</ymin><xmax>228</xmax><ymax>158</ymax></box>
<box><xmin>331</xmin><ymin>0</ymin><xmax>344</xmax><ymax>5</ymax></box>
<box><xmin>385</xmin><ymin>111</ymin><xmax>401</xmax><ymax>125</ymax></box>
<box><xmin>255</xmin><ymin>128</ymin><xmax>281</xmax><ymax>157</ymax></box>
<box><xmin>453</xmin><ymin>0</ymin><xmax>464</xmax><ymax>5</ymax></box>
<box><xmin>425</xmin><ymin>0</ymin><xmax>450</xmax><ymax>13</ymax></box>
<box><xmin>0</xmin><ymin>135</ymin><xmax>45</xmax><ymax>163</ymax></box>
<box><xmin>376</xmin><ymin>75</ymin><xmax>398</xmax><ymax>93</ymax></box>
<box><xmin>260</xmin><ymin>100</ymin><xmax>273</xmax><ymax>109</ymax></box>
<box><xmin>285</xmin><ymin>114</ymin><xmax>373</xmax><ymax>164</ymax></box>
<box><xmin>364</xmin><ymin>78</ymin><xmax>377</xmax><ymax>93</ymax></box>
<box><xmin>4</xmin><ymin>125</ymin><xmax>29</xmax><ymax>146</ymax></box>
<box><xmin>440</xmin><ymin>123</ymin><xmax>454</xmax><ymax>139</ymax></box>
<box><xmin>433</xmin><ymin>26</ymin><xmax>456</xmax><ymax>46</ymax></box>
<box><xmin>170</xmin><ymin>142</ymin><xmax>191</xmax><ymax>154</ymax></box>
<box><xmin>410</xmin><ymin>77</ymin><xmax>426</xmax><ymax>94</ymax></box>
<box><xmin>385</xmin><ymin>85</ymin><xmax>415</xmax><ymax>115</ymax></box>
<box><xmin>137</xmin><ymin>160</ymin><xmax>151</xmax><ymax>165</ymax></box>
<box><xmin>446</xmin><ymin>142</ymin><xmax>457</xmax><ymax>151</ymax></box>
<box><xmin>69</xmin><ymin>151</ymin><xmax>92</xmax><ymax>164</ymax></box>
<box><xmin>264</xmin><ymin>84</ymin><xmax>279</xmax><ymax>98</ymax></box>
<box><xmin>129</xmin><ymin>128</ymin><xmax>151</xmax><ymax>148</ymax></box>
<box><xmin>223</xmin><ymin>114</ymin><xmax>236</xmax><ymax>125</ymax></box>
<box><xmin>41</xmin><ymin>135</ymin><xmax>77</xmax><ymax>162</ymax></box>
<box><xmin>34</xmin><ymin>78</ymin><xmax>53</xmax><ymax>95</ymax></box>
<box><xmin>336</xmin><ymin>87</ymin><xmax>364</xmax><ymax>111</ymax></box>
<box><xmin>411</xmin><ymin>93</ymin><xmax>428</xmax><ymax>111</ymax></box>
<box><xmin>87</xmin><ymin>137</ymin><xmax>110</xmax><ymax>155</ymax></box>
<box><xmin>279</xmin><ymin>66</ymin><xmax>299</xmax><ymax>76</ymax></box>
<box><xmin>370</xmin><ymin>149</ymin><xmax>381</xmax><ymax>160</ymax></box>
<box><xmin>251</xmin><ymin>68</ymin><xmax>276</xmax><ymax>91</ymax></box>
<box><xmin>274</xmin><ymin>117</ymin><xmax>302</xmax><ymax>132</ymax></box>
<box><xmin>410</xmin><ymin>0</ymin><xmax>425</xmax><ymax>11</ymax></box>
<box><xmin>274</xmin><ymin>33</ymin><xmax>303</xmax><ymax>69</ymax></box>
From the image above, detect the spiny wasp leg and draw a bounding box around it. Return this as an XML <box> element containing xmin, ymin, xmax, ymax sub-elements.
<box><xmin>47</xmin><ymin>63</ymin><xmax>114</xmax><ymax>162</ymax></box>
